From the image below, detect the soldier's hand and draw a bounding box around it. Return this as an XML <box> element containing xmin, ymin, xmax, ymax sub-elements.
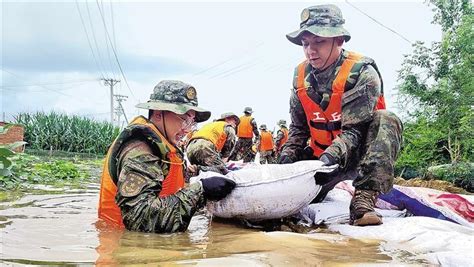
<box><xmin>201</xmin><ymin>176</ymin><xmax>236</xmax><ymax>201</ymax></box>
<box><xmin>187</xmin><ymin>164</ymin><xmax>199</xmax><ymax>174</ymax></box>
<box><xmin>314</xmin><ymin>153</ymin><xmax>339</xmax><ymax>185</ymax></box>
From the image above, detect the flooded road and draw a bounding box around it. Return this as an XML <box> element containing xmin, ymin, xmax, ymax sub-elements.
<box><xmin>0</xmin><ymin>183</ymin><xmax>409</xmax><ymax>266</ymax></box>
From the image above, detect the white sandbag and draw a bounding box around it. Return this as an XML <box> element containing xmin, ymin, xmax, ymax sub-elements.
<box><xmin>191</xmin><ymin>161</ymin><xmax>336</xmax><ymax>221</ymax></box>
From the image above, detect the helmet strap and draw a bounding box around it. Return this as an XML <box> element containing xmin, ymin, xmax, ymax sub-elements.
<box><xmin>162</xmin><ymin>111</ymin><xmax>170</xmax><ymax>141</ymax></box>
<box><xmin>319</xmin><ymin>38</ymin><xmax>336</xmax><ymax>71</ymax></box>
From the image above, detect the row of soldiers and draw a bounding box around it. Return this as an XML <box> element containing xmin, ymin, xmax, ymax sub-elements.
<box><xmin>181</xmin><ymin>106</ymin><xmax>289</xmax><ymax>176</ymax></box>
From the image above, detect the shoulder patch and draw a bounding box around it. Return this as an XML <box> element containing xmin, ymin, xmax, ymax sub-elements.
<box><xmin>119</xmin><ymin>172</ymin><xmax>149</xmax><ymax>197</ymax></box>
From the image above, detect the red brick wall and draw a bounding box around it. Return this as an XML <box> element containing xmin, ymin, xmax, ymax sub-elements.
<box><xmin>0</xmin><ymin>123</ymin><xmax>25</xmax><ymax>152</ymax></box>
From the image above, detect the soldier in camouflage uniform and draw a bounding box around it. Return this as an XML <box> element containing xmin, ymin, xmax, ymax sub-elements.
<box><xmin>257</xmin><ymin>124</ymin><xmax>275</xmax><ymax>164</ymax></box>
<box><xmin>274</xmin><ymin>119</ymin><xmax>289</xmax><ymax>159</ymax></box>
<box><xmin>229</xmin><ymin>107</ymin><xmax>259</xmax><ymax>163</ymax></box>
<box><xmin>186</xmin><ymin>112</ymin><xmax>239</xmax><ymax>175</ymax></box>
<box><xmin>280</xmin><ymin>5</ymin><xmax>403</xmax><ymax>226</ymax></box>
<box><xmin>98</xmin><ymin>80</ymin><xmax>236</xmax><ymax>233</ymax></box>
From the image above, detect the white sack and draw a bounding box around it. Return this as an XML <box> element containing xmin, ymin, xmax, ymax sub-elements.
<box><xmin>191</xmin><ymin>161</ymin><xmax>336</xmax><ymax>221</ymax></box>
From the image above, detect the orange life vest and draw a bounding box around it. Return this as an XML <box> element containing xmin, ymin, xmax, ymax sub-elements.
<box><xmin>259</xmin><ymin>131</ymin><xmax>274</xmax><ymax>151</ymax></box>
<box><xmin>237</xmin><ymin>115</ymin><xmax>254</xmax><ymax>138</ymax></box>
<box><xmin>277</xmin><ymin>127</ymin><xmax>289</xmax><ymax>150</ymax></box>
<box><xmin>190</xmin><ymin>121</ymin><xmax>228</xmax><ymax>152</ymax></box>
<box><xmin>98</xmin><ymin>116</ymin><xmax>185</xmax><ymax>228</ymax></box>
<box><xmin>295</xmin><ymin>51</ymin><xmax>386</xmax><ymax>158</ymax></box>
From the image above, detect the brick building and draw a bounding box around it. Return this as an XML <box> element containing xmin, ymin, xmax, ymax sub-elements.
<box><xmin>0</xmin><ymin>122</ymin><xmax>25</xmax><ymax>152</ymax></box>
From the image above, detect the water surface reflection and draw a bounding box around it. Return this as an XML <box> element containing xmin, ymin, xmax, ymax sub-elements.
<box><xmin>0</xmin><ymin>184</ymin><xmax>399</xmax><ymax>266</ymax></box>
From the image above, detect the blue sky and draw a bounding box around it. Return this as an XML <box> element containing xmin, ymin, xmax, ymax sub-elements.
<box><xmin>1</xmin><ymin>0</ymin><xmax>441</xmax><ymax>129</ymax></box>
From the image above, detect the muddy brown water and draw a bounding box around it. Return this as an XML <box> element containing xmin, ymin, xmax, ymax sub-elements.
<box><xmin>0</xmin><ymin>183</ymin><xmax>414</xmax><ymax>266</ymax></box>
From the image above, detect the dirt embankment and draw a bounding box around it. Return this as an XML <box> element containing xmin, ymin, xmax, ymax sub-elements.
<box><xmin>394</xmin><ymin>177</ymin><xmax>470</xmax><ymax>194</ymax></box>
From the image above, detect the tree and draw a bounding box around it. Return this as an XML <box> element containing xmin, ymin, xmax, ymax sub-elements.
<box><xmin>397</xmin><ymin>0</ymin><xmax>473</xmax><ymax>171</ymax></box>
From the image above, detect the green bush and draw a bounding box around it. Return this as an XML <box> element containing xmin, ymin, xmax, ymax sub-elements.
<box><xmin>32</xmin><ymin>160</ymin><xmax>88</xmax><ymax>181</ymax></box>
<box><xmin>428</xmin><ymin>163</ymin><xmax>474</xmax><ymax>192</ymax></box>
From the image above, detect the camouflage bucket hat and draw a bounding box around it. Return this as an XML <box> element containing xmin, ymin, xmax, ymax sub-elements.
<box><xmin>217</xmin><ymin>112</ymin><xmax>240</xmax><ymax>125</ymax></box>
<box><xmin>244</xmin><ymin>107</ymin><xmax>253</xmax><ymax>114</ymax></box>
<box><xmin>259</xmin><ymin>124</ymin><xmax>267</xmax><ymax>130</ymax></box>
<box><xmin>277</xmin><ymin>119</ymin><xmax>287</xmax><ymax>127</ymax></box>
<box><xmin>286</xmin><ymin>4</ymin><xmax>351</xmax><ymax>46</ymax></box>
<box><xmin>136</xmin><ymin>80</ymin><xmax>211</xmax><ymax>123</ymax></box>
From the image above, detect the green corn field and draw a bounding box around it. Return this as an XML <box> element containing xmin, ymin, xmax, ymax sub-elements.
<box><xmin>14</xmin><ymin>111</ymin><xmax>120</xmax><ymax>155</ymax></box>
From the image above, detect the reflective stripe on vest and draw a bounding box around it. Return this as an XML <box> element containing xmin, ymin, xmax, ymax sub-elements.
<box><xmin>98</xmin><ymin>116</ymin><xmax>184</xmax><ymax>228</ymax></box>
<box><xmin>260</xmin><ymin>131</ymin><xmax>274</xmax><ymax>151</ymax></box>
<box><xmin>237</xmin><ymin>115</ymin><xmax>253</xmax><ymax>138</ymax></box>
<box><xmin>295</xmin><ymin>51</ymin><xmax>386</xmax><ymax>157</ymax></box>
<box><xmin>277</xmin><ymin>128</ymin><xmax>289</xmax><ymax>150</ymax></box>
<box><xmin>191</xmin><ymin>121</ymin><xmax>228</xmax><ymax>152</ymax></box>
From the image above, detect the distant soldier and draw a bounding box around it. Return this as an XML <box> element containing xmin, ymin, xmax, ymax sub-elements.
<box><xmin>98</xmin><ymin>80</ymin><xmax>236</xmax><ymax>233</ymax></box>
<box><xmin>229</xmin><ymin>107</ymin><xmax>259</xmax><ymax>163</ymax></box>
<box><xmin>274</xmin><ymin>119</ymin><xmax>289</xmax><ymax>159</ymax></box>
<box><xmin>280</xmin><ymin>5</ymin><xmax>403</xmax><ymax>226</ymax></box>
<box><xmin>257</xmin><ymin>124</ymin><xmax>275</xmax><ymax>164</ymax></box>
<box><xmin>186</xmin><ymin>112</ymin><xmax>240</xmax><ymax>175</ymax></box>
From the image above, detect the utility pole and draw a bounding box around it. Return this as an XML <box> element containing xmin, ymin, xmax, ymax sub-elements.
<box><xmin>114</xmin><ymin>94</ymin><xmax>128</xmax><ymax>128</ymax></box>
<box><xmin>101</xmin><ymin>78</ymin><xmax>120</xmax><ymax>125</ymax></box>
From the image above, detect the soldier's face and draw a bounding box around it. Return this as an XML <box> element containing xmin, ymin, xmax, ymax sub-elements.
<box><xmin>226</xmin><ymin>117</ymin><xmax>238</xmax><ymax>128</ymax></box>
<box><xmin>163</xmin><ymin>110</ymin><xmax>196</xmax><ymax>145</ymax></box>
<box><xmin>301</xmin><ymin>34</ymin><xmax>343</xmax><ymax>70</ymax></box>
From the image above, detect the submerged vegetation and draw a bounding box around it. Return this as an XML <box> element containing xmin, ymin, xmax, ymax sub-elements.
<box><xmin>0</xmin><ymin>153</ymin><xmax>102</xmax><ymax>191</ymax></box>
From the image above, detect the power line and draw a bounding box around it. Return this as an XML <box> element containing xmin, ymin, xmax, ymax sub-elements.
<box><xmin>84</xmin><ymin>0</ymin><xmax>109</xmax><ymax>77</ymax></box>
<box><xmin>1</xmin><ymin>83</ymin><xmax>87</xmax><ymax>92</ymax></box>
<box><xmin>192</xmin><ymin>42</ymin><xmax>265</xmax><ymax>77</ymax></box>
<box><xmin>74</xmin><ymin>0</ymin><xmax>106</xmax><ymax>79</ymax></box>
<box><xmin>97</xmin><ymin>0</ymin><xmax>118</xmax><ymax>81</ymax></box>
<box><xmin>1</xmin><ymin>69</ymin><xmax>106</xmax><ymax>105</ymax></box>
<box><xmin>110</xmin><ymin>1</ymin><xmax>117</xmax><ymax>50</ymax></box>
<box><xmin>0</xmin><ymin>79</ymin><xmax>98</xmax><ymax>88</ymax></box>
<box><xmin>345</xmin><ymin>0</ymin><xmax>412</xmax><ymax>45</ymax></box>
<box><xmin>96</xmin><ymin>0</ymin><xmax>138</xmax><ymax>103</ymax></box>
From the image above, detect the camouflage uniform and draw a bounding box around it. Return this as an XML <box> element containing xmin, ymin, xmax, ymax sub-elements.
<box><xmin>115</xmin><ymin>130</ymin><xmax>205</xmax><ymax>233</ymax></box>
<box><xmin>259</xmin><ymin>150</ymin><xmax>274</xmax><ymax>164</ymax></box>
<box><xmin>274</xmin><ymin>120</ymin><xmax>289</xmax><ymax>159</ymax></box>
<box><xmin>229</xmin><ymin>113</ymin><xmax>259</xmax><ymax>163</ymax></box>
<box><xmin>104</xmin><ymin>80</ymin><xmax>214</xmax><ymax>233</ymax></box>
<box><xmin>257</xmin><ymin>125</ymin><xmax>275</xmax><ymax>164</ymax></box>
<box><xmin>186</xmin><ymin>124</ymin><xmax>237</xmax><ymax>174</ymax></box>
<box><xmin>281</xmin><ymin>52</ymin><xmax>402</xmax><ymax>192</ymax></box>
<box><xmin>283</xmin><ymin>6</ymin><xmax>403</xmax><ymax>203</ymax></box>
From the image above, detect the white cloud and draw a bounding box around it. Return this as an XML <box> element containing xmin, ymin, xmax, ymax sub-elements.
<box><xmin>1</xmin><ymin>1</ymin><xmax>441</xmax><ymax>129</ymax></box>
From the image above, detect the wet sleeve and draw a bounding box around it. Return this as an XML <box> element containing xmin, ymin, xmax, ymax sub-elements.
<box><xmin>324</xmin><ymin>64</ymin><xmax>382</xmax><ymax>169</ymax></box>
<box><xmin>280</xmin><ymin>89</ymin><xmax>310</xmax><ymax>161</ymax></box>
<box><xmin>115</xmin><ymin>147</ymin><xmax>205</xmax><ymax>233</ymax></box>
<box><xmin>220</xmin><ymin>125</ymin><xmax>236</xmax><ymax>158</ymax></box>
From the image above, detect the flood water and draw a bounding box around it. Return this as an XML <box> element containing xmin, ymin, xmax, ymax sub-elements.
<box><xmin>0</xmin><ymin>183</ymin><xmax>410</xmax><ymax>266</ymax></box>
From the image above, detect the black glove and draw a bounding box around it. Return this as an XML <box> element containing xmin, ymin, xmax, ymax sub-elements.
<box><xmin>201</xmin><ymin>176</ymin><xmax>236</xmax><ymax>201</ymax></box>
<box><xmin>300</xmin><ymin>146</ymin><xmax>315</xmax><ymax>160</ymax></box>
<box><xmin>314</xmin><ymin>153</ymin><xmax>339</xmax><ymax>185</ymax></box>
<box><xmin>277</xmin><ymin>154</ymin><xmax>294</xmax><ymax>164</ymax></box>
